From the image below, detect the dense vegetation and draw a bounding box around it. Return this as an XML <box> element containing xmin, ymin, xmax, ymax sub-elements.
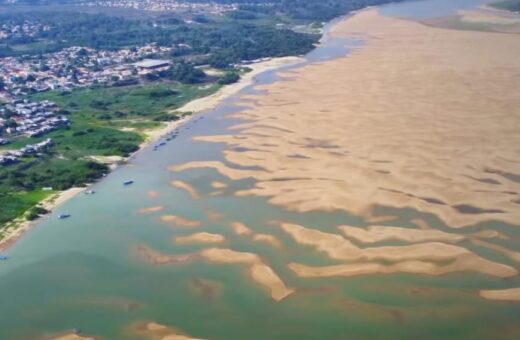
<box><xmin>188</xmin><ymin>0</ymin><xmax>406</xmax><ymax>21</ymax></box>
<box><xmin>0</xmin><ymin>11</ymin><xmax>317</xmax><ymax>64</ymax></box>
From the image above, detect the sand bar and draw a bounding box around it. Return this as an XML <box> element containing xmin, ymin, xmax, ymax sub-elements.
<box><xmin>479</xmin><ymin>287</ymin><xmax>520</xmax><ymax>302</ymax></box>
<box><xmin>175</xmin><ymin>232</ymin><xmax>226</xmax><ymax>245</ymax></box>
<box><xmin>161</xmin><ymin>215</ymin><xmax>202</xmax><ymax>228</ymax></box>
<box><xmin>200</xmin><ymin>248</ymin><xmax>294</xmax><ymax>301</ymax></box>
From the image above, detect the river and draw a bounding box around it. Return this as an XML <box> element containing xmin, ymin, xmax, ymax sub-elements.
<box><xmin>0</xmin><ymin>0</ymin><xmax>518</xmax><ymax>339</ymax></box>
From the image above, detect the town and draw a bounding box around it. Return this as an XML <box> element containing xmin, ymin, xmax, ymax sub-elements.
<box><xmin>0</xmin><ymin>41</ymin><xmax>184</xmax><ymax>165</ymax></box>
<box><xmin>80</xmin><ymin>0</ymin><xmax>238</xmax><ymax>14</ymax></box>
<box><xmin>0</xmin><ymin>43</ymin><xmax>180</xmax><ymax>97</ymax></box>
<box><xmin>0</xmin><ymin>137</ymin><xmax>53</xmax><ymax>165</ymax></box>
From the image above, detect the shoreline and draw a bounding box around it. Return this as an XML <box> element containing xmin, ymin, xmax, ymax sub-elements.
<box><xmin>0</xmin><ymin>56</ymin><xmax>304</xmax><ymax>253</ymax></box>
<box><xmin>0</xmin><ymin>187</ymin><xmax>85</xmax><ymax>252</ymax></box>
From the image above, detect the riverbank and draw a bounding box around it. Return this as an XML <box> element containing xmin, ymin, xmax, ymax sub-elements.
<box><xmin>0</xmin><ymin>56</ymin><xmax>303</xmax><ymax>253</ymax></box>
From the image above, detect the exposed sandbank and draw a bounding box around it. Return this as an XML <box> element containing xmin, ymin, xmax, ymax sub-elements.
<box><xmin>171</xmin><ymin>180</ymin><xmax>200</xmax><ymax>200</ymax></box>
<box><xmin>253</xmin><ymin>233</ymin><xmax>282</xmax><ymax>248</ymax></box>
<box><xmin>200</xmin><ymin>248</ymin><xmax>294</xmax><ymax>301</ymax></box>
<box><xmin>479</xmin><ymin>287</ymin><xmax>520</xmax><ymax>302</ymax></box>
<box><xmin>175</xmin><ymin>232</ymin><xmax>226</xmax><ymax>245</ymax></box>
<box><xmin>229</xmin><ymin>221</ymin><xmax>253</xmax><ymax>236</ymax></box>
<box><xmin>281</xmin><ymin>223</ymin><xmax>517</xmax><ymax>278</ymax></box>
<box><xmin>50</xmin><ymin>331</ymin><xmax>96</xmax><ymax>340</ymax></box>
<box><xmin>338</xmin><ymin>225</ymin><xmax>465</xmax><ymax>244</ymax></box>
<box><xmin>171</xmin><ymin>9</ymin><xmax>520</xmax><ymax>285</ymax></box>
<box><xmin>172</xmin><ymin>9</ymin><xmax>520</xmax><ymax>229</ymax></box>
<box><xmin>138</xmin><ymin>206</ymin><xmax>165</xmax><ymax>214</ymax></box>
<box><xmin>130</xmin><ymin>321</ymin><xmax>204</xmax><ymax>340</ymax></box>
<box><xmin>161</xmin><ymin>215</ymin><xmax>202</xmax><ymax>228</ymax></box>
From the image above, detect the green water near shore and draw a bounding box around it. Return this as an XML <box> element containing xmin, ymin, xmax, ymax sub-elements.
<box><xmin>1</xmin><ymin>1</ymin><xmax>520</xmax><ymax>339</ymax></box>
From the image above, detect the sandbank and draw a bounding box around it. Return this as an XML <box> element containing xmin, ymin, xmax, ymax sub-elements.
<box><xmin>479</xmin><ymin>287</ymin><xmax>520</xmax><ymax>302</ymax></box>
<box><xmin>161</xmin><ymin>215</ymin><xmax>202</xmax><ymax>228</ymax></box>
<box><xmin>175</xmin><ymin>232</ymin><xmax>226</xmax><ymax>245</ymax></box>
<box><xmin>200</xmin><ymin>247</ymin><xmax>294</xmax><ymax>301</ymax></box>
<box><xmin>171</xmin><ymin>180</ymin><xmax>200</xmax><ymax>200</ymax></box>
<box><xmin>281</xmin><ymin>223</ymin><xmax>517</xmax><ymax>278</ymax></box>
<box><xmin>229</xmin><ymin>221</ymin><xmax>253</xmax><ymax>236</ymax></box>
<box><xmin>138</xmin><ymin>205</ymin><xmax>165</xmax><ymax>214</ymax></box>
<box><xmin>130</xmin><ymin>321</ymin><xmax>204</xmax><ymax>340</ymax></box>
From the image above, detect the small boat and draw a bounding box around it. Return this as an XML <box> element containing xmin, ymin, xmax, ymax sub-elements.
<box><xmin>58</xmin><ymin>214</ymin><xmax>71</xmax><ymax>219</ymax></box>
<box><xmin>159</xmin><ymin>141</ymin><xmax>167</xmax><ymax>146</ymax></box>
<box><xmin>123</xmin><ymin>180</ymin><xmax>134</xmax><ymax>186</ymax></box>
<box><xmin>84</xmin><ymin>190</ymin><xmax>95</xmax><ymax>195</ymax></box>
<box><xmin>0</xmin><ymin>255</ymin><xmax>8</xmax><ymax>261</ymax></box>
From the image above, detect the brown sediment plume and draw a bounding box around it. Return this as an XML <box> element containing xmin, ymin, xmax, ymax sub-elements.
<box><xmin>205</xmin><ymin>210</ymin><xmax>224</xmax><ymax>221</ymax></box>
<box><xmin>138</xmin><ymin>206</ymin><xmax>164</xmax><ymax>214</ymax></box>
<box><xmin>188</xmin><ymin>278</ymin><xmax>223</xmax><ymax>300</ymax></box>
<box><xmin>480</xmin><ymin>287</ymin><xmax>520</xmax><ymax>302</ymax></box>
<box><xmin>200</xmin><ymin>248</ymin><xmax>294</xmax><ymax>301</ymax></box>
<box><xmin>338</xmin><ymin>225</ymin><xmax>465</xmax><ymax>244</ymax></box>
<box><xmin>211</xmin><ymin>181</ymin><xmax>228</xmax><ymax>189</ymax></box>
<box><xmin>69</xmin><ymin>296</ymin><xmax>142</xmax><ymax>311</ymax></box>
<box><xmin>281</xmin><ymin>223</ymin><xmax>517</xmax><ymax>278</ymax></box>
<box><xmin>137</xmin><ymin>245</ymin><xmax>195</xmax><ymax>265</ymax></box>
<box><xmin>171</xmin><ymin>180</ymin><xmax>200</xmax><ymax>200</ymax></box>
<box><xmin>130</xmin><ymin>321</ymin><xmax>204</xmax><ymax>340</ymax></box>
<box><xmin>229</xmin><ymin>222</ymin><xmax>253</xmax><ymax>236</ymax></box>
<box><xmin>253</xmin><ymin>233</ymin><xmax>282</xmax><ymax>248</ymax></box>
<box><xmin>171</xmin><ymin>8</ymin><xmax>520</xmax><ymax>229</ymax></box>
<box><xmin>161</xmin><ymin>215</ymin><xmax>202</xmax><ymax>228</ymax></box>
<box><xmin>147</xmin><ymin>190</ymin><xmax>160</xmax><ymax>199</ymax></box>
<box><xmin>175</xmin><ymin>232</ymin><xmax>226</xmax><ymax>245</ymax></box>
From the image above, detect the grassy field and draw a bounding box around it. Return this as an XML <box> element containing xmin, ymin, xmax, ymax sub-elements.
<box><xmin>0</xmin><ymin>189</ymin><xmax>55</xmax><ymax>228</ymax></box>
<box><xmin>0</xmin><ymin>81</ymin><xmax>221</xmax><ymax>230</ymax></box>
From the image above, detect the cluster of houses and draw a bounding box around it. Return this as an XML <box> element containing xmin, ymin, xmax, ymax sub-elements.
<box><xmin>0</xmin><ymin>20</ymin><xmax>51</xmax><ymax>41</ymax></box>
<box><xmin>0</xmin><ymin>138</ymin><xmax>53</xmax><ymax>165</ymax></box>
<box><xmin>80</xmin><ymin>0</ymin><xmax>238</xmax><ymax>14</ymax></box>
<box><xmin>0</xmin><ymin>43</ymin><xmax>180</xmax><ymax>97</ymax></box>
<box><xmin>0</xmin><ymin>99</ymin><xmax>69</xmax><ymax>139</ymax></box>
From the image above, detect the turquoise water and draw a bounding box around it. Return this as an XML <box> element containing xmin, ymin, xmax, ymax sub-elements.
<box><xmin>1</xmin><ymin>1</ymin><xmax>520</xmax><ymax>339</ymax></box>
